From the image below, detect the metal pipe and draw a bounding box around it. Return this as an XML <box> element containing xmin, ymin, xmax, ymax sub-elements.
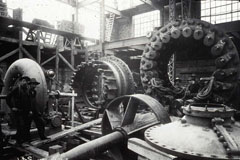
<box><xmin>61</xmin><ymin>131</ymin><xmax>125</xmax><ymax>160</ymax></box>
<box><xmin>0</xmin><ymin>95</ymin><xmax>7</xmax><ymax>99</ymax></box>
<box><xmin>71</xmin><ymin>90</ymin><xmax>75</xmax><ymax>126</ymax></box>
<box><xmin>49</xmin><ymin>90</ymin><xmax>77</xmax><ymax>97</ymax></box>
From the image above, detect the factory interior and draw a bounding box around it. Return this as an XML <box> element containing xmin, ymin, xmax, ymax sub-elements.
<box><xmin>0</xmin><ymin>0</ymin><xmax>240</xmax><ymax>159</ymax></box>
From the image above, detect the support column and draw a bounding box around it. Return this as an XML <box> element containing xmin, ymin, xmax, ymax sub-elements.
<box><xmin>169</xmin><ymin>0</ymin><xmax>176</xmax><ymax>22</ymax></box>
<box><xmin>159</xmin><ymin>6</ymin><xmax>165</xmax><ymax>26</ymax></box>
<box><xmin>181</xmin><ymin>0</ymin><xmax>192</xmax><ymax>19</ymax></box>
<box><xmin>19</xmin><ymin>30</ymin><xmax>23</xmax><ymax>59</ymax></box>
<box><xmin>37</xmin><ymin>30</ymin><xmax>41</xmax><ymax>63</ymax></box>
<box><xmin>99</xmin><ymin>0</ymin><xmax>105</xmax><ymax>57</ymax></box>
<box><xmin>55</xmin><ymin>37</ymin><xmax>60</xmax><ymax>90</ymax></box>
<box><xmin>71</xmin><ymin>39</ymin><xmax>75</xmax><ymax>67</ymax></box>
<box><xmin>168</xmin><ymin>0</ymin><xmax>176</xmax><ymax>84</ymax></box>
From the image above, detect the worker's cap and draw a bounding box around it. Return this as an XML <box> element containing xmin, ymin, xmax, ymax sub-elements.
<box><xmin>29</xmin><ymin>78</ymin><xmax>40</xmax><ymax>85</ymax></box>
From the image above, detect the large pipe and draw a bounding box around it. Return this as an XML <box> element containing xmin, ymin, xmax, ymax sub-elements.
<box><xmin>61</xmin><ymin>131</ymin><xmax>125</xmax><ymax>160</ymax></box>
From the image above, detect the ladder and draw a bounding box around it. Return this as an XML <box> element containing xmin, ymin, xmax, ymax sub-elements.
<box><xmin>105</xmin><ymin>13</ymin><xmax>115</xmax><ymax>42</ymax></box>
<box><xmin>105</xmin><ymin>0</ymin><xmax>118</xmax><ymax>42</ymax></box>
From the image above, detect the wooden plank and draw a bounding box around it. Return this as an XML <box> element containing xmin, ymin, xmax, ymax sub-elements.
<box><xmin>0</xmin><ymin>48</ymin><xmax>19</xmax><ymax>62</ymax></box>
<box><xmin>41</xmin><ymin>55</ymin><xmax>56</xmax><ymax>66</ymax></box>
<box><xmin>31</xmin><ymin>118</ymin><xmax>102</xmax><ymax>147</ymax></box>
<box><xmin>128</xmin><ymin>138</ymin><xmax>177</xmax><ymax>160</ymax></box>
<box><xmin>21</xmin><ymin>47</ymin><xmax>35</xmax><ymax>60</ymax></box>
<box><xmin>59</xmin><ymin>53</ymin><xmax>76</xmax><ymax>71</ymax></box>
<box><xmin>14</xmin><ymin>143</ymin><xmax>49</xmax><ymax>158</ymax></box>
<box><xmin>81</xmin><ymin>129</ymin><xmax>102</xmax><ymax>137</ymax></box>
<box><xmin>0</xmin><ymin>36</ymin><xmax>57</xmax><ymax>49</ymax></box>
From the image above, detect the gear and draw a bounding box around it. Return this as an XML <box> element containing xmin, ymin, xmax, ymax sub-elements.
<box><xmin>72</xmin><ymin>56</ymin><xmax>135</xmax><ymax>122</ymax></box>
<box><xmin>140</xmin><ymin>19</ymin><xmax>240</xmax><ymax>108</ymax></box>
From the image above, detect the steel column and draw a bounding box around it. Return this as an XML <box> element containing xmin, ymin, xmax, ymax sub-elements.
<box><xmin>181</xmin><ymin>0</ymin><xmax>192</xmax><ymax>19</ymax></box>
<box><xmin>169</xmin><ymin>0</ymin><xmax>176</xmax><ymax>22</ymax></box>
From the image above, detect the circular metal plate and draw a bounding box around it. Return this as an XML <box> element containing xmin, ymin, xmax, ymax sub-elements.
<box><xmin>145</xmin><ymin>121</ymin><xmax>240</xmax><ymax>160</ymax></box>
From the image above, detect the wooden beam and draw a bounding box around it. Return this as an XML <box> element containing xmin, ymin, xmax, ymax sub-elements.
<box><xmin>139</xmin><ymin>0</ymin><xmax>154</xmax><ymax>7</ymax></box>
<box><xmin>0</xmin><ymin>36</ymin><xmax>57</xmax><ymax>49</ymax></box>
<box><xmin>71</xmin><ymin>39</ymin><xmax>75</xmax><ymax>66</ymax></box>
<box><xmin>130</xmin><ymin>45</ymin><xmax>145</xmax><ymax>50</ymax></box>
<box><xmin>14</xmin><ymin>143</ymin><xmax>49</xmax><ymax>158</ymax></box>
<box><xmin>121</xmin><ymin>3</ymin><xmax>156</xmax><ymax>17</ymax></box>
<box><xmin>37</xmin><ymin>30</ymin><xmax>41</xmax><ymax>63</ymax></box>
<box><xmin>105</xmin><ymin>5</ymin><xmax>122</xmax><ymax>16</ymax></box>
<box><xmin>58</xmin><ymin>53</ymin><xmax>76</xmax><ymax>71</ymax></box>
<box><xmin>41</xmin><ymin>55</ymin><xmax>56</xmax><ymax>66</ymax></box>
<box><xmin>0</xmin><ymin>16</ymin><xmax>96</xmax><ymax>42</ymax></box>
<box><xmin>21</xmin><ymin>47</ymin><xmax>35</xmax><ymax>60</ymax></box>
<box><xmin>78</xmin><ymin>0</ymin><xmax>100</xmax><ymax>7</ymax></box>
<box><xmin>87</xmin><ymin>36</ymin><xmax>148</xmax><ymax>52</ymax></box>
<box><xmin>19</xmin><ymin>30</ymin><xmax>23</xmax><ymax>59</ymax></box>
<box><xmin>31</xmin><ymin>118</ymin><xmax>102</xmax><ymax>147</ymax></box>
<box><xmin>0</xmin><ymin>48</ymin><xmax>19</xmax><ymax>62</ymax></box>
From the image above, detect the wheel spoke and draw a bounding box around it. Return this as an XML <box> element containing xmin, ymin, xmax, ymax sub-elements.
<box><xmin>121</xmin><ymin>97</ymin><xmax>139</xmax><ymax>126</ymax></box>
<box><xmin>105</xmin><ymin>105</ymin><xmax>123</xmax><ymax>130</ymax></box>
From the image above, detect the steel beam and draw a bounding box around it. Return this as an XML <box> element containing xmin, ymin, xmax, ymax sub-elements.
<box><xmin>87</xmin><ymin>36</ymin><xmax>148</xmax><ymax>52</ymax></box>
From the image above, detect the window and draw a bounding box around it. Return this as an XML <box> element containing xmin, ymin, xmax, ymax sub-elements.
<box><xmin>133</xmin><ymin>10</ymin><xmax>160</xmax><ymax>37</ymax></box>
<box><xmin>201</xmin><ymin>0</ymin><xmax>240</xmax><ymax>24</ymax></box>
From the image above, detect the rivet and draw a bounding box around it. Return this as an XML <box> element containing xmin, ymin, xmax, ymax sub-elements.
<box><xmin>181</xmin><ymin>118</ymin><xmax>187</xmax><ymax>124</ymax></box>
<box><xmin>171</xmin><ymin>148</ymin><xmax>176</xmax><ymax>150</ymax></box>
<box><xmin>219</xmin><ymin>136</ymin><xmax>224</xmax><ymax>142</ymax></box>
<box><xmin>223</xmin><ymin>142</ymin><xmax>228</xmax><ymax>148</ymax></box>
<box><xmin>183</xmin><ymin>151</ymin><xmax>188</xmax><ymax>153</ymax></box>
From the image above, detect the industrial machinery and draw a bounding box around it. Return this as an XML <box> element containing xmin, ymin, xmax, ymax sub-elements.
<box><xmin>144</xmin><ymin>103</ymin><xmax>240</xmax><ymax>160</ymax></box>
<box><xmin>72</xmin><ymin>56</ymin><xmax>135</xmax><ymax>121</ymax></box>
<box><xmin>1</xmin><ymin>58</ymin><xmax>77</xmax><ymax>130</ymax></box>
<box><xmin>49</xmin><ymin>94</ymin><xmax>171</xmax><ymax>160</ymax></box>
<box><xmin>140</xmin><ymin>18</ymin><xmax>240</xmax><ymax>112</ymax></box>
<box><xmin>1</xmin><ymin>0</ymin><xmax>240</xmax><ymax>159</ymax></box>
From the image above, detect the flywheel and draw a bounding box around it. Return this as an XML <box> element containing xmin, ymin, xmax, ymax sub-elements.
<box><xmin>140</xmin><ymin>19</ymin><xmax>240</xmax><ymax>108</ymax></box>
<box><xmin>72</xmin><ymin>56</ymin><xmax>135</xmax><ymax>122</ymax></box>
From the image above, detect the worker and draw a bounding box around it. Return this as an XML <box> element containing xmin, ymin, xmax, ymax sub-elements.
<box><xmin>26</xmin><ymin>78</ymin><xmax>48</xmax><ymax>140</ymax></box>
<box><xmin>6</xmin><ymin>76</ymin><xmax>31</xmax><ymax>144</ymax></box>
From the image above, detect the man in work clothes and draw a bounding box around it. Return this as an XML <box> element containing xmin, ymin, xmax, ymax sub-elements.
<box><xmin>26</xmin><ymin>78</ymin><xmax>48</xmax><ymax>140</ymax></box>
<box><xmin>6</xmin><ymin>76</ymin><xmax>31</xmax><ymax>144</ymax></box>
